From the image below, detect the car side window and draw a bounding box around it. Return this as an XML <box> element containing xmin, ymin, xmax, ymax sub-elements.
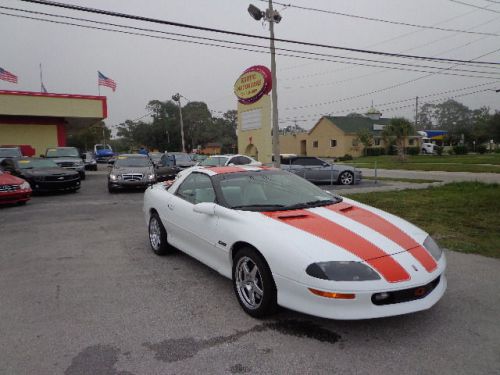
<box><xmin>231</xmin><ymin>156</ymin><xmax>248</xmax><ymax>165</ymax></box>
<box><xmin>176</xmin><ymin>173</ymin><xmax>216</xmax><ymax>204</ymax></box>
<box><xmin>293</xmin><ymin>158</ymin><xmax>323</xmax><ymax>166</ymax></box>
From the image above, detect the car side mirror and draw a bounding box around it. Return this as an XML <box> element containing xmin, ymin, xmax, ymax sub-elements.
<box><xmin>193</xmin><ymin>202</ymin><xmax>216</xmax><ymax>215</ymax></box>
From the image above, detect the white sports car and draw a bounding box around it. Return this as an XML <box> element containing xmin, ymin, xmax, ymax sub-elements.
<box><xmin>143</xmin><ymin>166</ymin><xmax>446</xmax><ymax>320</ymax></box>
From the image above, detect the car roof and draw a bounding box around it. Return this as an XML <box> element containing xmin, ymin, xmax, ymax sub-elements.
<box><xmin>190</xmin><ymin>165</ymin><xmax>275</xmax><ymax>176</ymax></box>
<box><xmin>118</xmin><ymin>154</ymin><xmax>148</xmax><ymax>157</ymax></box>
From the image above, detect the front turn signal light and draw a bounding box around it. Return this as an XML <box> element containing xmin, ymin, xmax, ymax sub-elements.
<box><xmin>308</xmin><ymin>288</ymin><xmax>355</xmax><ymax>299</ymax></box>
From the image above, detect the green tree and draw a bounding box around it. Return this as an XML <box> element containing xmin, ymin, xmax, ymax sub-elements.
<box><xmin>356</xmin><ymin>128</ymin><xmax>374</xmax><ymax>156</ymax></box>
<box><xmin>67</xmin><ymin>121</ymin><xmax>111</xmax><ymax>151</ymax></box>
<box><xmin>383</xmin><ymin>117</ymin><xmax>414</xmax><ymax>160</ymax></box>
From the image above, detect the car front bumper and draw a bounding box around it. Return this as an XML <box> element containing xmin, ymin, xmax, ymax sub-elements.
<box><xmin>109</xmin><ymin>180</ymin><xmax>155</xmax><ymax>189</ymax></box>
<box><xmin>273</xmin><ymin>272</ymin><xmax>447</xmax><ymax>320</ymax></box>
<box><xmin>32</xmin><ymin>179</ymin><xmax>81</xmax><ymax>192</ymax></box>
<box><xmin>0</xmin><ymin>189</ymin><xmax>32</xmax><ymax>204</ymax></box>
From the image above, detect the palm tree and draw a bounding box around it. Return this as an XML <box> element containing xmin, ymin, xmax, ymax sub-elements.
<box><xmin>382</xmin><ymin>117</ymin><xmax>414</xmax><ymax>160</ymax></box>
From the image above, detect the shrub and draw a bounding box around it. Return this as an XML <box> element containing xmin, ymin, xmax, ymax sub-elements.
<box><xmin>495</xmin><ymin>148</ymin><xmax>500</xmax><ymax>154</ymax></box>
<box><xmin>453</xmin><ymin>145</ymin><xmax>468</xmax><ymax>155</ymax></box>
<box><xmin>406</xmin><ymin>147</ymin><xmax>420</xmax><ymax>156</ymax></box>
<box><xmin>435</xmin><ymin>146</ymin><xmax>444</xmax><ymax>156</ymax></box>
<box><xmin>338</xmin><ymin>154</ymin><xmax>353</xmax><ymax>161</ymax></box>
<box><xmin>365</xmin><ymin>147</ymin><xmax>385</xmax><ymax>156</ymax></box>
<box><xmin>476</xmin><ymin>145</ymin><xmax>487</xmax><ymax>154</ymax></box>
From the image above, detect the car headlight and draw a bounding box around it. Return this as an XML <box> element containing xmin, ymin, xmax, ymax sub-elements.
<box><xmin>20</xmin><ymin>181</ymin><xmax>31</xmax><ymax>190</ymax></box>
<box><xmin>75</xmin><ymin>161</ymin><xmax>84</xmax><ymax>166</ymax></box>
<box><xmin>306</xmin><ymin>261</ymin><xmax>381</xmax><ymax>281</ymax></box>
<box><xmin>109</xmin><ymin>174</ymin><xmax>118</xmax><ymax>181</ymax></box>
<box><xmin>423</xmin><ymin>236</ymin><xmax>442</xmax><ymax>261</ymax></box>
<box><xmin>147</xmin><ymin>174</ymin><xmax>155</xmax><ymax>180</ymax></box>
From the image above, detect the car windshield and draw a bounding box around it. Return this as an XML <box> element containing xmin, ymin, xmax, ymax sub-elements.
<box><xmin>0</xmin><ymin>148</ymin><xmax>22</xmax><ymax>157</ymax></box>
<box><xmin>149</xmin><ymin>153</ymin><xmax>163</xmax><ymax>162</ymax></box>
<box><xmin>18</xmin><ymin>159</ymin><xmax>58</xmax><ymax>169</ymax></box>
<box><xmin>95</xmin><ymin>144</ymin><xmax>112</xmax><ymax>151</ymax></box>
<box><xmin>114</xmin><ymin>156</ymin><xmax>152</xmax><ymax>167</ymax></box>
<box><xmin>200</xmin><ymin>156</ymin><xmax>229</xmax><ymax>166</ymax></box>
<box><xmin>214</xmin><ymin>170</ymin><xmax>341</xmax><ymax>211</ymax></box>
<box><xmin>172</xmin><ymin>153</ymin><xmax>192</xmax><ymax>163</ymax></box>
<box><xmin>46</xmin><ymin>148</ymin><xmax>79</xmax><ymax>158</ymax></box>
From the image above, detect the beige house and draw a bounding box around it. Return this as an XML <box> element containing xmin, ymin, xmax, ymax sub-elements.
<box><xmin>280</xmin><ymin>110</ymin><xmax>420</xmax><ymax>158</ymax></box>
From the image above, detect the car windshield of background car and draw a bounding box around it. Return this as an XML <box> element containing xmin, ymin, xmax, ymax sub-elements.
<box><xmin>200</xmin><ymin>156</ymin><xmax>229</xmax><ymax>166</ymax></box>
<box><xmin>173</xmin><ymin>153</ymin><xmax>192</xmax><ymax>163</ymax></box>
<box><xmin>18</xmin><ymin>159</ymin><xmax>58</xmax><ymax>169</ymax></box>
<box><xmin>115</xmin><ymin>157</ymin><xmax>152</xmax><ymax>167</ymax></box>
<box><xmin>217</xmin><ymin>171</ymin><xmax>340</xmax><ymax>211</ymax></box>
<box><xmin>46</xmin><ymin>148</ymin><xmax>79</xmax><ymax>158</ymax></box>
<box><xmin>0</xmin><ymin>148</ymin><xmax>22</xmax><ymax>157</ymax></box>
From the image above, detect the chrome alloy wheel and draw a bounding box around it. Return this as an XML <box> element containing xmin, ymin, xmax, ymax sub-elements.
<box><xmin>339</xmin><ymin>171</ymin><xmax>354</xmax><ymax>185</ymax></box>
<box><xmin>149</xmin><ymin>216</ymin><xmax>162</xmax><ymax>250</ymax></box>
<box><xmin>235</xmin><ymin>256</ymin><xmax>264</xmax><ymax>310</ymax></box>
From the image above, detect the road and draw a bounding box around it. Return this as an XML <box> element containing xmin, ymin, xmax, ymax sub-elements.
<box><xmin>1</xmin><ymin>171</ymin><xmax>499</xmax><ymax>375</ymax></box>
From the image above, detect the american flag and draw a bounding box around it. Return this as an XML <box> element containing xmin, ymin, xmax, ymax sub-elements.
<box><xmin>98</xmin><ymin>71</ymin><xmax>116</xmax><ymax>92</ymax></box>
<box><xmin>0</xmin><ymin>67</ymin><xmax>18</xmax><ymax>83</ymax></box>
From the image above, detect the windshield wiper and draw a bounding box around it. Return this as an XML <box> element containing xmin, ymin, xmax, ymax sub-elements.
<box><xmin>284</xmin><ymin>199</ymin><xmax>337</xmax><ymax>210</ymax></box>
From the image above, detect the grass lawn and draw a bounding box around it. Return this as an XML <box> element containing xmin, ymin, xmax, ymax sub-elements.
<box><xmin>346</xmin><ymin>182</ymin><xmax>500</xmax><ymax>258</ymax></box>
<box><xmin>340</xmin><ymin>153</ymin><xmax>500</xmax><ymax>173</ymax></box>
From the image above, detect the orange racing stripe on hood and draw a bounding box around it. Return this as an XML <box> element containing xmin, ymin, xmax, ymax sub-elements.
<box><xmin>326</xmin><ymin>203</ymin><xmax>437</xmax><ymax>272</ymax></box>
<box><xmin>263</xmin><ymin>210</ymin><xmax>410</xmax><ymax>283</ymax></box>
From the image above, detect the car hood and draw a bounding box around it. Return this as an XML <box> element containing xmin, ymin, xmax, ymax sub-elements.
<box><xmin>177</xmin><ymin>161</ymin><xmax>196</xmax><ymax>168</ymax></box>
<box><xmin>112</xmin><ymin>166</ymin><xmax>154</xmax><ymax>174</ymax></box>
<box><xmin>228</xmin><ymin>197</ymin><xmax>437</xmax><ymax>284</ymax></box>
<box><xmin>0</xmin><ymin>172</ymin><xmax>26</xmax><ymax>185</ymax></box>
<box><xmin>23</xmin><ymin>168</ymin><xmax>78</xmax><ymax>177</ymax></box>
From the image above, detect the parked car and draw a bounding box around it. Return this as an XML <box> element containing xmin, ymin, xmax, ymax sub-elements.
<box><xmin>44</xmin><ymin>147</ymin><xmax>85</xmax><ymax>180</ymax></box>
<box><xmin>108</xmin><ymin>154</ymin><xmax>156</xmax><ymax>193</ymax></box>
<box><xmin>94</xmin><ymin>144</ymin><xmax>114</xmax><ymax>163</ymax></box>
<box><xmin>199</xmin><ymin>154</ymin><xmax>262</xmax><ymax>167</ymax></box>
<box><xmin>0</xmin><ymin>157</ymin><xmax>81</xmax><ymax>193</ymax></box>
<box><xmin>148</xmin><ymin>152</ymin><xmax>164</xmax><ymax>167</ymax></box>
<box><xmin>82</xmin><ymin>152</ymin><xmax>98</xmax><ymax>171</ymax></box>
<box><xmin>0</xmin><ymin>170</ymin><xmax>32</xmax><ymax>205</ymax></box>
<box><xmin>143</xmin><ymin>166</ymin><xmax>446</xmax><ymax>319</ymax></box>
<box><xmin>0</xmin><ymin>147</ymin><xmax>23</xmax><ymax>163</ymax></box>
<box><xmin>1</xmin><ymin>144</ymin><xmax>35</xmax><ymax>157</ymax></box>
<box><xmin>155</xmin><ymin>152</ymin><xmax>196</xmax><ymax>182</ymax></box>
<box><xmin>280</xmin><ymin>156</ymin><xmax>361</xmax><ymax>185</ymax></box>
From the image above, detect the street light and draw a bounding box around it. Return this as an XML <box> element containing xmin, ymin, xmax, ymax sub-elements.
<box><xmin>172</xmin><ymin>93</ymin><xmax>186</xmax><ymax>153</ymax></box>
<box><xmin>248</xmin><ymin>1</ymin><xmax>282</xmax><ymax>167</ymax></box>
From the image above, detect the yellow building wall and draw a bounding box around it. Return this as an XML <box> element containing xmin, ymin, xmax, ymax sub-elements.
<box><xmin>307</xmin><ymin>119</ymin><xmax>360</xmax><ymax>157</ymax></box>
<box><xmin>0</xmin><ymin>95</ymin><xmax>104</xmax><ymax>118</ymax></box>
<box><xmin>279</xmin><ymin>133</ymin><xmax>308</xmax><ymax>155</ymax></box>
<box><xmin>0</xmin><ymin>124</ymin><xmax>57</xmax><ymax>155</ymax></box>
<box><xmin>237</xmin><ymin>95</ymin><xmax>272</xmax><ymax>164</ymax></box>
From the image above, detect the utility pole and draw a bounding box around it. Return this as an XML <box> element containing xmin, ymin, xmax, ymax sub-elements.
<box><xmin>172</xmin><ymin>93</ymin><xmax>186</xmax><ymax>153</ymax></box>
<box><xmin>248</xmin><ymin>2</ymin><xmax>282</xmax><ymax>167</ymax></box>
<box><xmin>268</xmin><ymin>0</ymin><xmax>280</xmax><ymax>167</ymax></box>
<box><xmin>415</xmin><ymin>96</ymin><xmax>419</xmax><ymax>129</ymax></box>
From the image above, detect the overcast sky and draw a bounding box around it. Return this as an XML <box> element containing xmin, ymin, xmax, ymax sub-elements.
<box><xmin>1</xmin><ymin>0</ymin><xmax>500</xmax><ymax>133</ymax></box>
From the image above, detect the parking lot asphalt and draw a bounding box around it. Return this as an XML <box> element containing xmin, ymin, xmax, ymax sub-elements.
<box><xmin>1</xmin><ymin>170</ymin><xmax>499</xmax><ymax>375</ymax></box>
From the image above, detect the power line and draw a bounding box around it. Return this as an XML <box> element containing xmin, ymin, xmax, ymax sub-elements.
<box><xmin>4</xmin><ymin>9</ymin><xmax>500</xmax><ymax>80</ymax></box>
<box><xmin>280</xmin><ymin>82</ymin><xmax>498</xmax><ymax>121</ymax></box>
<box><xmin>258</xmin><ymin>0</ymin><xmax>500</xmax><ymax>37</ymax></box>
<box><xmin>16</xmin><ymin>0</ymin><xmax>500</xmax><ymax>66</ymax></box>
<box><xmin>449</xmin><ymin>0</ymin><xmax>500</xmax><ymax>13</ymax></box>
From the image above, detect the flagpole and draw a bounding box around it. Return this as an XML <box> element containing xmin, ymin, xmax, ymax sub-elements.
<box><xmin>97</xmin><ymin>71</ymin><xmax>100</xmax><ymax>96</ymax></box>
<box><xmin>39</xmin><ymin>63</ymin><xmax>43</xmax><ymax>93</ymax></box>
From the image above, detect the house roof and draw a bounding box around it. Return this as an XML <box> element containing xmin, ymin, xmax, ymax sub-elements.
<box><xmin>324</xmin><ymin>116</ymin><xmax>391</xmax><ymax>134</ymax></box>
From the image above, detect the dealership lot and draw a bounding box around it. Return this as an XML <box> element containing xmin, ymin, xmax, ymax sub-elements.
<box><xmin>1</xmin><ymin>172</ymin><xmax>499</xmax><ymax>374</ymax></box>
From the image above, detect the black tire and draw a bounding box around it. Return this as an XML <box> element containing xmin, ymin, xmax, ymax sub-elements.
<box><xmin>232</xmin><ymin>247</ymin><xmax>277</xmax><ymax>318</ymax></box>
<box><xmin>107</xmin><ymin>183</ymin><xmax>115</xmax><ymax>193</ymax></box>
<box><xmin>80</xmin><ymin>172</ymin><xmax>86</xmax><ymax>181</ymax></box>
<box><xmin>338</xmin><ymin>171</ymin><xmax>354</xmax><ymax>185</ymax></box>
<box><xmin>148</xmin><ymin>212</ymin><xmax>174</xmax><ymax>256</ymax></box>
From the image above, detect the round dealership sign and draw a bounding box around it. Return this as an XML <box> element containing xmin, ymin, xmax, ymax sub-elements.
<box><xmin>234</xmin><ymin>65</ymin><xmax>272</xmax><ymax>104</ymax></box>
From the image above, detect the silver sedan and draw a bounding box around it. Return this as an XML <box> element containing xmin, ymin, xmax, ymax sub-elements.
<box><xmin>280</xmin><ymin>156</ymin><xmax>361</xmax><ymax>185</ymax></box>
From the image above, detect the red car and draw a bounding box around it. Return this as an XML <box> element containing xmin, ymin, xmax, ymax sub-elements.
<box><xmin>0</xmin><ymin>170</ymin><xmax>32</xmax><ymax>205</ymax></box>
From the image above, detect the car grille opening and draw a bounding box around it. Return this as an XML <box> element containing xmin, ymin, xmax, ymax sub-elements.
<box><xmin>0</xmin><ymin>184</ymin><xmax>20</xmax><ymax>192</ymax></box>
<box><xmin>122</xmin><ymin>173</ymin><xmax>143</xmax><ymax>181</ymax></box>
<box><xmin>45</xmin><ymin>175</ymin><xmax>76</xmax><ymax>182</ymax></box>
<box><xmin>372</xmin><ymin>276</ymin><xmax>441</xmax><ymax>306</ymax></box>
<box><xmin>58</xmin><ymin>162</ymin><xmax>75</xmax><ymax>168</ymax></box>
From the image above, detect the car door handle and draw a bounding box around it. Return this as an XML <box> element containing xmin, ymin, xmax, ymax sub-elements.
<box><xmin>167</xmin><ymin>203</ymin><xmax>174</xmax><ymax>210</ymax></box>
